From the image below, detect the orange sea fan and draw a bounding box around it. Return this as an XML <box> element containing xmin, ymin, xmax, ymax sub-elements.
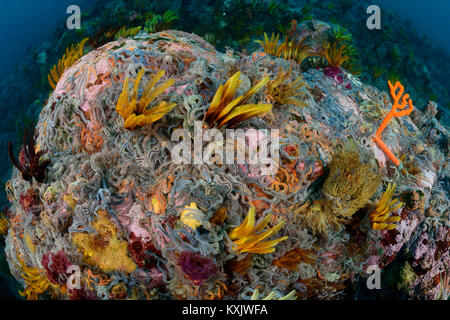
<box><xmin>255</xmin><ymin>32</ymin><xmax>285</xmax><ymax>57</ymax></box>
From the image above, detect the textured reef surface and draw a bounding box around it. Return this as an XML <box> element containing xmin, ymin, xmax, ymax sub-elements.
<box><xmin>1</xmin><ymin>29</ymin><xmax>448</xmax><ymax>300</ymax></box>
<box><xmin>2</xmin><ymin>0</ymin><xmax>450</xmax><ymax>221</ymax></box>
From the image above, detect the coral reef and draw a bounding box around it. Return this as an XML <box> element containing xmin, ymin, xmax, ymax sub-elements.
<box><xmin>1</xmin><ymin>0</ymin><xmax>450</xmax><ymax>220</ymax></box>
<box><xmin>1</xmin><ymin>27</ymin><xmax>448</xmax><ymax>301</ymax></box>
<box><xmin>374</xmin><ymin>80</ymin><xmax>414</xmax><ymax>166</ymax></box>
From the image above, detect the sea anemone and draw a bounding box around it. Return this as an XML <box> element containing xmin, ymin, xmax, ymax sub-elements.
<box><xmin>266</xmin><ymin>69</ymin><xmax>307</xmax><ymax>107</ymax></box>
<box><xmin>204</xmin><ymin>71</ymin><xmax>272</xmax><ymax>128</ymax></box>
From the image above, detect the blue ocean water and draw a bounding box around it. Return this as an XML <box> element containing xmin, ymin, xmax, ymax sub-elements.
<box><xmin>374</xmin><ymin>0</ymin><xmax>450</xmax><ymax>54</ymax></box>
<box><xmin>0</xmin><ymin>0</ymin><xmax>93</xmax><ymax>78</ymax></box>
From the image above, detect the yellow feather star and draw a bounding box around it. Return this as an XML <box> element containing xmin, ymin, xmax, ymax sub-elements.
<box><xmin>250</xmin><ymin>288</ymin><xmax>297</xmax><ymax>300</ymax></box>
<box><xmin>204</xmin><ymin>71</ymin><xmax>272</xmax><ymax>128</ymax></box>
<box><xmin>322</xmin><ymin>40</ymin><xmax>350</xmax><ymax>68</ymax></box>
<box><xmin>114</xmin><ymin>26</ymin><xmax>142</xmax><ymax>39</ymax></box>
<box><xmin>48</xmin><ymin>37</ymin><xmax>89</xmax><ymax>89</ymax></box>
<box><xmin>281</xmin><ymin>35</ymin><xmax>316</xmax><ymax>65</ymax></box>
<box><xmin>266</xmin><ymin>69</ymin><xmax>307</xmax><ymax>107</ymax></box>
<box><xmin>14</xmin><ymin>251</ymin><xmax>51</xmax><ymax>300</ymax></box>
<box><xmin>369</xmin><ymin>183</ymin><xmax>403</xmax><ymax>231</ymax></box>
<box><xmin>229</xmin><ymin>206</ymin><xmax>288</xmax><ymax>254</ymax></box>
<box><xmin>254</xmin><ymin>32</ymin><xmax>285</xmax><ymax>57</ymax></box>
<box><xmin>256</xmin><ymin>32</ymin><xmax>318</xmax><ymax>65</ymax></box>
<box><xmin>116</xmin><ymin>68</ymin><xmax>176</xmax><ymax>130</ymax></box>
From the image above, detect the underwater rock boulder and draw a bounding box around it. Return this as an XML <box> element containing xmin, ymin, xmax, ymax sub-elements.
<box><xmin>3</xmin><ymin>30</ymin><xmax>448</xmax><ymax>300</ymax></box>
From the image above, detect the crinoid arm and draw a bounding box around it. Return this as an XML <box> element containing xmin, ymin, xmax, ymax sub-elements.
<box><xmin>115</xmin><ymin>68</ymin><xmax>176</xmax><ymax>130</ymax></box>
<box><xmin>204</xmin><ymin>72</ymin><xmax>272</xmax><ymax>128</ymax></box>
